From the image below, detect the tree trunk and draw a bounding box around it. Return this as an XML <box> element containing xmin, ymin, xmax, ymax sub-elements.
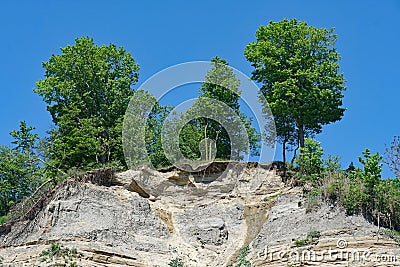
<box><xmin>204</xmin><ymin>123</ymin><xmax>208</xmax><ymax>161</ymax></box>
<box><xmin>282</xmin><ymin>139</ymin><xmax>287</xmax><ymax>175</ymax></box>
<box><xmin>291</xmin><ymin>143</ymin><xmax>299</xmax><ymax>164</ymax></box>
<box><xmin>298</xmin><ymin>124</ymin><xmax>305</xmax><ymax>148</ymax></box>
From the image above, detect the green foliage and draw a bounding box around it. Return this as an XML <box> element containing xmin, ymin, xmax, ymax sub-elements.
<box><xmin>385</xmin><ymin>228</ymin><xmax>400</xmax><ymax>237</ymax></box>
<box><xmin>304</xmin><ymin>188</ymin><xmax>322</xmax><ymax>212</ymax></box>
<box><xmin>316</xmin><ymin>147</ymin><xmax>400</xmax><ymax>231</ymax></box>
<box><xmin>384</xmin><ymin>136</ymin><xmax>400</xmax><ymax>178</ymax></box>
<box><xmin>10</xmin><ymin>121</ymin><xmax>39</xmax><ymax>154</ymax></box>
<box><xmin>295</xmin><ymin>138</ymin><xmax>324</xmax><ymax>184</ymax></box>
<box><xmin>324</xmin><ymin>155</ymin><xmax>342</xmax><ymax>173</ymax></box>
<box><xmin>235</xmin><ymin>246</ymin><xmax>252</xmax><ymax>267</ymax></box>
<box><xmin>245</xmin><ymin>18</ymin><xmax>346</xmax><ymax>155</ymax></box>
<box><xmin>0</xmin><ymin>122</ymin><xmax>43</xmax><ymax>217</ymax></box>
<box><xmin>307</xmin><ymin>230</ymin><xmax>321</xmax><ymax>240</ymax></box>
<box><xmin>40</xmin><ymin>243</ymin><xmax>81</xmax><ymax>266</ymax></box>
<box><xmin>168</xmin><ymin>257</ymin><xmax>184</xmax><ymax>267</ymax></box>
<box><xmin>123</xmin><ymin>89</ymin><xmax>172</xmax><ymax>169</ymax></box>
<box><xmin>295</xmin><ymin>230</ymin><xmax>320</xmax><ymax>247</ymax></box>
<box><xmin>34</xmin><ymin>37</ymin><xmax>140</xmax><ymax>171</ymax></box>
<box><xmin>294</xmin><ymin>239</ymin><xmax>307</xmax><ymax>247</ymax></box>
<box><xmin>179</xmin><ymin>56</ymin><xmax>260</xmax><ymax>161</ymax></box>
<box><xmin>341</xmin><ymin>175</ymin><xmax>366</xmax><ymax>214</ymax></box>
<box><xmin>358</xmin><ymin>149</ymin><xmax>382</xmax><ymax>191</ymax></box>
<box><xmin>0</xmin><ymin>214</ymin><xmax>10</xmax><ymax>224</ymax></box>
<box><xmin>146</xmin><ymin>103</ymin><xmax>172</xmax><ymax>169</ymax></box>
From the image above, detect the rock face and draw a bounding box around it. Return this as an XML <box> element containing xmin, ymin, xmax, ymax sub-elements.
<box><xmin>0</xmin><ymin>164</ymin><xmax>399</xmax><ymax>266</ymax></box>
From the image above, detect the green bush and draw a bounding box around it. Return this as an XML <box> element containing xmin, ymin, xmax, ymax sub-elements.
<box><xmin>295</xmin><ymin>138</ymin><xmax>324</xmax><ymax>185</ymax></box>
<box><xmin>342</xmin><ymin>179</ymin><xmax>366</xmax><ymax>214</ymax></box>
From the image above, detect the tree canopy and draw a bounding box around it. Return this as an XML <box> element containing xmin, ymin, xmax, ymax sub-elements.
<box><xmin>178</xmin><ymin>56</ymin><xmax>260</xmax><ymax>161</ymax></box>
<box><xmin>0</xmin><ymin>122</ymin><xmax>42</xmax><ymax>217</ymax></box>
<box><xmin>34</xmin><ymin>37</ymin><xmax>140</xmax><ymax>170</ymax></box>
<box><xmin>245</xmin><ymin>18</ymin><xmax>346</xmax><ymax>160</ymax></box>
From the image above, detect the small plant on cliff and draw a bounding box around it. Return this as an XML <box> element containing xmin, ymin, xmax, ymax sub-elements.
<box><xmin>168</xmin><ymin>257</ymin><xmax>184</xmax><ymax>267</ymax></box>
<box><xmin>40</xmin><ymin>243</ymin><xmax>81</xmax><ymax>266</ymax></box>
<box><xmin>235</xmin><ymin>245</ymin><xmax>252</xmax><ymax>267</ymax></box>
<box><xmin>294</xmin><ymin>239</ymin><xmax>307</xmax><ymax>247</ymax></box>
<box><xmin>294</xmin><ymin>230</ymin><xmax>321</xmax><ymax>247</ymax></box>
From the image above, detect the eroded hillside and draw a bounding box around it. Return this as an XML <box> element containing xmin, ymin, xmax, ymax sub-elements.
<box><xmin>0</xmin><ymin>163</ymin><xmax>399</xmax><ymax>266</ymax></box>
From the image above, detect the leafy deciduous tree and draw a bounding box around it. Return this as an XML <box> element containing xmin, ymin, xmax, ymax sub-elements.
<box><xmin>179</xmin><ymin>56</ymin><xmax>260</xmax><ymax>161</ymax></box>
<box><xmin>34</xmin><ymin>37</ymin><xmax>140</xmax><ymax>170</ymax></box>
<box><xmin>245</xmin><ymin>18</ymin><xmax>346</xmax><ymax>160</ymax></box>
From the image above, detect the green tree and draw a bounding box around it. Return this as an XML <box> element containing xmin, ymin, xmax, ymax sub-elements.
<box><xmin>244</xmin><ymin>19</ymin><xmax>346</xmax><ymax>157</ymax></box>
<box><xmin>10</xmin><ymin>121</ymin><xmax>38</xmax><ymax>154</ymax></box>
<box><xmin>295</xmin><ymin>138</ymin><xmax>324</xmax><ymax>184</ymax></box>
<box><xmin>179</xmin><ymin>56</ymin><xmax>260</xmax><ymax>161</ymax></box>
<box><xmin>146</xmin><ymin>103</ymin><xmax>172</xmax><ymax>168</ymax></box>
<box><xmin>384</xmin><ymin>136</ymin><xmax>400</xmax><ymax>178</ymax></box>
<box><xmin>0</xmin><ymin>122</ymin><xmax>42</xmax><ymax>217</ymax></box>
<box><xmin>34</xmin><ymin>37</ymin><xmax>140</xmax><ymax>170</ymax></box>
<box><xmin>123</xmin><ymin>90</ymin><xmax>172</xmax><ymax>169</ymax></box>
<box><xmin>358</xmin><ymin>149</ymin><xmax>382</xmax><ymax>206</ymax></box>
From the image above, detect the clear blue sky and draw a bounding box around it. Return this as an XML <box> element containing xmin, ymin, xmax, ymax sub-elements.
<box><xmin>1</xmin><ymin>1</ymin><xmax>399</xmax><ymax>177</ymax></box>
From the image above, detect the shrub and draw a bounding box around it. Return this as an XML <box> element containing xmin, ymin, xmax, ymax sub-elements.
<box><xmin>40</xmin><ymin>243</ymin><xmax>81</xmax><ymax>266</ymax></box>
<box><xmin>295</xmin><ymin>138</ymin><xmax>324</xmax><ymax>185</ymax></box>
<box><xmin>294</xmin><ymin>230</ymin><xmax>321</xmax><ymax>247</ymax></box>
<box><xmin>235</xmin><ymin>246</ymin><xmax>252</xmax><ymax>267</ymax></box>
<box><xmin>342</xmin><ymin>177</ymin><xmax>366</xmax><ymax>214</ymax></box>
<box><xmin>305</xmin><ymin>188</ymin><xmax>322</xmax><ymax>212</ymax></box>
<box><xmin>0</xmin><ymin>214</ymin><xmax>8</xmax><ymax>224</ymax></box>
<box><xmin>294</xmin><ymin>239</ymin><xmax>307</xmax><ymax>247</ymax></box>
<box><xmin>168</xmin><ymin>258</ymin><xmax>184</xmax><ymax>267</ymax></box>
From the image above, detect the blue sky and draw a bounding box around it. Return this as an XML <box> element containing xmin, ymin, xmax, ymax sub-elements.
<box><xmin>0</xmin><ymin>1</ymin><xmax>399</xmax><ymax>177</ymax></box>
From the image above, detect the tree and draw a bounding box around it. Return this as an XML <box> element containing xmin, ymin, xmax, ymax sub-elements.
<box><xmin>358</xmin><ymin>149</ymin><xmax>382</xmax><ymax>205</ymax></box>
<box><xmin>245</xmin><ymin>19</ymin><xmax>346</xmax><ymax>157</ymax></box>
<box><xmin>122</xmin><ymin>89</ymin><xmax>172</xmax><ymax>170</ymax></box>
<box><xmin>295</xmin><ymin>138</ymin><xmax>324</xmax><ymax>184</ymax></box>
<box><xmin>10</xmin><ymin>121</ymin><xmax>38</xmax><ymax>154</ymax></box>
<box><xmin>179</xmin><ymin>56</ymin><xmax>260</xmax><ymax>161</ymax></box>
<box><xmin>145</xmin><ymin>103</ymin><xmax>172</xmax><ymax>168</ymax></box>
<box><xmin>34</xmin><ymin>37</ymin><xmax>140</xmax><ymax>170</ymax></box>
<box><xmin>384</xmin><ymin>136</ymin><xmax>400</xmax><ymax>178</ymax></box>
<box><xmin>0</xmin><ymin>122</ymin><xmax>42</xmax><ymax>217</ymax></box>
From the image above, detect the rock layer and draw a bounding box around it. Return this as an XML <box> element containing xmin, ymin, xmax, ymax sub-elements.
<box><xmin>0</xmin><ymin>165</ymin><xmax>399</xmax><ymax>266</ymax></box>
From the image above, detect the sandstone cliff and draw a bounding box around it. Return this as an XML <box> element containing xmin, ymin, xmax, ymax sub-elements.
<box><xmin>0</xmin><ymin>164</ymin><xmax>399</xmax><ymax>266</ymax></box>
